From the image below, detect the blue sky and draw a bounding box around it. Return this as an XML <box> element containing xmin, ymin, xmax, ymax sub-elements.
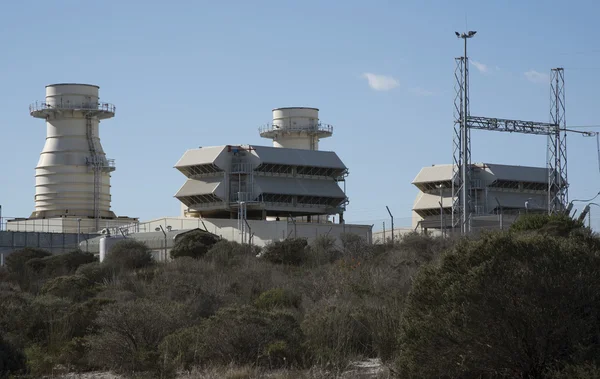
<box><xmin>1</xmin><ymin>0</ymin><xmax>600</xmax><ymax>230</ymax></box>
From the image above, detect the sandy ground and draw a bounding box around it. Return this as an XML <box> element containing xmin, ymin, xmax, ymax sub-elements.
<box><xmin>56</xmin><ymin>358</ymin><xmax>390</xmax><ymax>378</ymax></box>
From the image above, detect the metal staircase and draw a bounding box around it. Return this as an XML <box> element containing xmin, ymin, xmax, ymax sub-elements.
<box><xmin>85</xmin><ymin>114</ymin><xmax>115</xmax><ymax>230</ymax></box>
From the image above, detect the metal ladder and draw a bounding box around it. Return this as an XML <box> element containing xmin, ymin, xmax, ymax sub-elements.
<box><xmin>85</xmin><ymin>115</ymin><xmax>101</xmax><ymax>230</ymax></box>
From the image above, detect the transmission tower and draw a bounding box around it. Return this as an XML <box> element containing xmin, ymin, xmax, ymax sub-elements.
<box><xmin>450</xmin><ymin>34</ymin><xmax>592</xmax><ymax>235</ymax></box>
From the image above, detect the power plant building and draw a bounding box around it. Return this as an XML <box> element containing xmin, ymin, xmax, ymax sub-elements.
<box><xmin>411</xmin><ymin>163</ymin><xmax>552</xmax><ymax>232</ymax></box>
<box><xmin>174</xmin><ymin>107</ymin><xmax>349</xmax><ymax>224</ymax></box>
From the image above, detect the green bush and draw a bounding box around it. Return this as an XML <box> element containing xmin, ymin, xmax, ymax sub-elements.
<box><xmin>75</xmin><ymin>261</ymin><xmax>113</xmax><ymax>284</ymax></box>
<box><xmin>27</xmin><ymin>250</ymin><xmax>96</xmax><ymax>278</ymax></box>
<box><xmin>103</xmin><ymin>239</ymin><xmax>154</xmax><ymax>271</ymax></box>
<box><xmin>0</xmin><ymin>283</ymin><xmax>30</xmax><ymax>345</ymax></box>
<box><xmin>204</xmin><ymin>240</ymin><xmax>255</xmax><ymax>266</ymax></box>
<box><xmin>57</xmin><ymin>337</ymin><xmax>95</xmax><ymax>373</ymax></box>
<box><xmin>23</xmin><ymin>295</ymin><xmax>74</xmax><ymax>350</ymax></box>
<box><xmin>40</xmin><ymin>275</ymin><xmax>97</xmax><ymax>302</ymax></box>
<box><xmin>550</xmin><ymin>363</ymin><xmax>600</xmax><ymax>378</ymax></box>
<box><xmin>87</xmin><ymin>298</ymin><xmax>187</xmax><ymax>373</ymax></box>
<box><xmin>5</xmin><ymin>247</ymin><xmax>52</xmax><ymax>292</ymax></box>
<box><xmin>307</xmin><ymin>235</ymin><xmax>341</xmax><ymax>265</ymax></box>
<box><xmin>170</xmin><ymin>230</ymin><xmax>220</xmax><ymax>260</ymax></box>
<box><xmin>5</xmin><ymin>247</ymin><xmax>51</xmax><ymax>275</ymax></box>
<box><xmin>24</xmin><ymin>343</ymin><xmax>57</xmax><ymax>377</ymax></box>
<box><xmin>197</xmin><ymin>306</ymin><xmax>306</xmax><ymax>368</ymax></box>
<box><xmin>158</xmin><ymin>325</ymin><xmax>205</xmax><ymax>371</ymax></box>
<box><xmin>510</xmin><ymin>213</ymin><xmax>584</xmax><ymax>236</ymax></box>
<box><xmin>255</xmin><ymin>288</ymin><xmax>301</xmax><ymax>310</ymax></box>
<box><xmin>397</xmin><ymin>232</ymin><xmax>600</xmax><ymax>378</ymax></box>
<box><xmin>261</xmin><ymin>238</ymin><xmax>308</xmax><ymax>266</ymax></box>
<box><xmin>0</xmin><ymin>334</ymin><xmax>26</xmax><ymax>378</ymax></box>
<box><xmin>68</xmin><ymin>298</ymin><xmax>115</xmax><ymax>338</ymax></box>
<box><xmin>340</xmin><ymin>233</ymin><xmax>371</xmax><ymax>260</ymax></box>
<box><xmin>302</xmin><ymin>297</ymin><xmax>373</xmax><ymax>368</ymax></box>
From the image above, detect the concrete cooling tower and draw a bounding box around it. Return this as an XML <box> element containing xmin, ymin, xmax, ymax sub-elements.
<box><xmin>6</xmin><ymin>83</ymin><xmax>137</xmax><ymax>233</ymax></box>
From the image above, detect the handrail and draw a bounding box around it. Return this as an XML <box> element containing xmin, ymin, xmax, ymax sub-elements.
<box><xmin>29</xmin><ymin>101</ymin><xmax>116</xmax><ymax>114</ymax></box>
<box><xmin>258</xmin><ymin>122</ymin><xmax>333</xmax><ymax>134</ymax></box>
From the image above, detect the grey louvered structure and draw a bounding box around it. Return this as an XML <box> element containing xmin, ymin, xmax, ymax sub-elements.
<box><xmin>174</xmin><ymin>145</ymin><xmax>349</xmax><ymax>220</ymax></box>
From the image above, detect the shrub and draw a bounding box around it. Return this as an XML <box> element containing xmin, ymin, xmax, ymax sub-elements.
<box><xmin>340</xmin><ymin>233</ymin><xmax>371</xmax><ymax>260</ymax></box>
<box><xmin>261</xmin><ymin>238</ymin><xmax>308</xmax><ymax>266</ymax></box>
<box><xmin>0</xmin><ymin>334</ymin><xmax>26</xmax><ymax>378</ymax></box>
<box><xmin>103</xmin><ymin>239</ymin><xmax>154</xmax><ymax>271</ymax></box>
<box><xmin>510</xmin><ymin>213</ymin><xmax>584</xmax><ymax>237</ymax></box>
<box><xmin>69</xmin><ymin>298</ymin><xmax>115</xmax><ymax>338</ymax></box>
<box><xmin>5</xmin><ymin>247</ymin><xmax>51</xmax><ymax>275</ymax></box>
<box><xmin>57</xmin><ymin>337</ymin><xmax>95</xmax><ymax>373</ymax></box>
<box><xmin>23</xmin><ymin>295</ymin><xmax>74</xmax><ymax>350</ymax></box>
<box><xmin>307</xmin><ymin>235</ymin><xmax>341</xmax><ymax>265</ymax></box>
<box><xmin>392</xmin><ymin>231</ymin><xmax>451</xmax><ymax>266</ymax></box>
<box><xmin>255</xmin><ymin>288</ymin><xmax>301</xmax><ymax>310</ymax></box>
<box><xmin>204</xmin><ymin>240</ymin><xmax>254</xmax><ymax>266</ymax></box>
<box><xmin>27</xmin><ymin>250</ymin><xmax>96</xmax><ymax>279</ymax></box>
<box><xmin>397</xmin><ymin>232</ymin><xmax>600</xmax><ymax>378</ymax></box>
<box><xmin>550</xmin><ymin>363</ymin><xmax>600</xmax><ymax>378</ymax></box>
<box><xmin>75</xmin><ymin>262</ymin><xmax>113</xmax><ymax>284</ymax></box>
<box><xmin>88</xmin><ymin>298</ymin><xmax>187</xmax><ymax>373</ymax></box>
<box><xmin>24</xmin><ymin>343</ymin><xmax>56</xmax><ymax>377</ymax></box>
<box><xmin>5</xmin><ymin>247</ymin><xmax>52</xmax><ymax>291</ymax></box>
<box><xmin>170</xmin><ymin>230</ymin><xmax>220</xmax><ymax>260</ymax></box>
<box><xmin>40</xmin><ymin>275</ymin><xmax>97</xmax><ymax>302</ymax></box>
<box><xmin>197</xmin><ymin>306</ymin><xmax>306</xmax><ymax>368</ymax></box>
<box><xmin>302</xmin><ymin>297</ymin><xmax>373</xmax><ymax>368</ymax></box>
<box><xmin>158</xmin><ymin>325</ymin><xmax>205</xmax><ymax>371</ymax></box>
<box><xmin>0</xmin><ymin>283</ymin><xmax>30</xmax><ymax>344</ymax></box>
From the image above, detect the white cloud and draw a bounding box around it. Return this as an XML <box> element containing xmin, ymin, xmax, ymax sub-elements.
<box><xmin>361</xmin><ymin>73</ymin><xmax>399</xmax><ymax>91</ymax></box>
<box><xmin>410</xmin><ymin>87</ymin><xmax>437</xmax><ymax>96</ymax></box>
<box><xmin>471</xmin><ymin>60</ymin><xmax>488</xmax><ymax>73</ymax></box>
<box><xmin>524</xmin><ymin>70</ymin><xmax>550</xmax><ymax>84</ymax></box>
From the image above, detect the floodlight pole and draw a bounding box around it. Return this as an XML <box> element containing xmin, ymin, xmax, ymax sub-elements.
<box><xmin>77</xmin><ymin>218</ymin><xmax>82</xmax><ymax>245</ymax></box>
<box><xmin>455</xmin><ymin>30</ymin><xmax>476</xmax><ymax>235</ymax></box>
<box><xmin>494</xmin><ymin>197</ymin><xmax>503</xmax><ymax>230</ymax></box>
<box><xmin>159</xmin><ymin>225</ymin><xmax>167</xmax><ymax>261</ymax></box>
<box><xmin>437</xmin><ymin>184</ymin><xmax>445</xmax><ymax>237</ymax></box>
<box><xmin>386</xmin><ymin>206</ymin><xmax>394</xmax><ymax>244</ymax></box>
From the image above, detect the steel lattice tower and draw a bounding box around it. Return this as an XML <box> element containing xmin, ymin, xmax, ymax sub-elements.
<box><xmin>452</xmin><ymin>57</ymin><xmax>472</xmax><ymax>234</ymax></box>
<box><xmin>548</xmin><ymin>68</ymin><xmax>568</xmax><ymax>213</ymax></box>
<box><xmin>449</xmin><ymin>35</ymin><xmax>583</xmax><ymax>235</ymax></box>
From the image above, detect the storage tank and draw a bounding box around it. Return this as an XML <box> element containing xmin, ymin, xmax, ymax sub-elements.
<box><xmin>99</xmin><ymin>235</ymin><xmax>128</xmax><ymax>262</ymax></box>
<box><xmin>259</xmin><ymin>107</ymin><xmax>333</xmax><ymax>150</ymax></box>
<box><xmin>29</xmin><ymin>83</ymin><xmax>117</xmax><ymax>229</ymax></box>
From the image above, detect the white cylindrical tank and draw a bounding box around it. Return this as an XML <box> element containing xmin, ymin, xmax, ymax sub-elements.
<box><xmin>99</xmin><ymin>235</ymin><xmax>127</xmax><ymax>262</ymax></box>
<box><xmin>259</xmin><ymin>107</ymin><xmax>333</xmax><ymax>150</ymax></box>
<box><xmin>29</xmin><ymin>84</ymin><xmax>117</xmax><ymax>220</ymax></box>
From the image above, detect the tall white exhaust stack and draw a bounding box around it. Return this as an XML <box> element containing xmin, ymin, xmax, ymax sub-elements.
<box><xmin>259</xmin><ymin>107</ymin><xmax>333</xmax><ymax>150</ymax></box>
<box><xmin>29</xmin><ymin>83</ymin><xmax>117</xmax><ymax>229</ymax></box>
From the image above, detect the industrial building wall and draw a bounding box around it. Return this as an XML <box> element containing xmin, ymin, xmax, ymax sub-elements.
<box><xmin>5</xmin><ymin>217</ymin><xmax>137</xmax><ymax>234</ymax></box>
<box><xmin>371</xmin><ymin>227</ymin><xmax>441</xmax><ymax>243</ymax></box>
<box><xmin>0</xmin><ymin>230</ymin><xmax>99</xmax><ymax>265</ymax></box>
<box><xmin>134</xmin><ymin>217</ymin><xmax>372</xmax><ymax>247</ymax></box>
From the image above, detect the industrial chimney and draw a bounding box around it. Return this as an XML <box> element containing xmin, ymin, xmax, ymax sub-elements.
<box><xmin>259</xmin><ymin>107</ymin><xmax>333</xmax><ymax>150</ymax></box>
<box><xmin>29</xmin><ymin>83</ymin><xmax>117</xmax><ymax>229</ymax></box>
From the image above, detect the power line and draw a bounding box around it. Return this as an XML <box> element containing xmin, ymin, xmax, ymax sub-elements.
<box><xmin>567</xmin><ymin>126</ymin><xmax>600</xmax><ymax>129</ymax></box>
